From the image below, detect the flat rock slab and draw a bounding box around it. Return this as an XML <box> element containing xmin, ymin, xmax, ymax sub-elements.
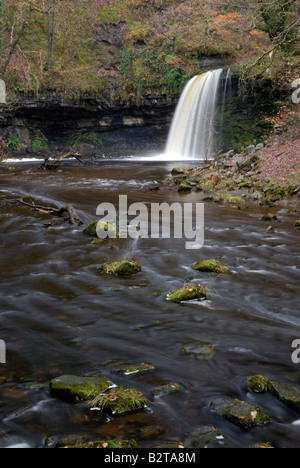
<box><xmin>211</xmin><ymin>398</ymin><xmax>271</xmax><ymax>430</ymax></box>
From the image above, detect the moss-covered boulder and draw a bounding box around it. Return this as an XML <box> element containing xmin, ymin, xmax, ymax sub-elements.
<box><xmin>211</xmin><ymin>398</ymin><xmax>270</xmax><ymax>430</ymax></box>
<box><xmin>83</xmin><ymin>220</ymin><xmax>119</xmax><ymax>238</ymax></box>
<box><xmin>247</xmin><ymin>375</ymin><xmax>271</xmax><ymax>393</ymax></box>
<box><xmin>113</xmin><ymin>362</ymin><xmax>155</xmax><ymax>375</ymax></box>
<box><xmin>100</xmin><ymin>259</ymin><xmax>142</xmax><ymax>276</ymax></box>
<box><xmin>261</xmin><ymin>213</ymin><xmax>278</xmax><ymax>221</ymax></box>
<box><xmin>89</xmin><ymin>386</ymin><xmax>147</xmax><ymax>415</ymax></box>
<box><xmin>193</xmin><ymin>259</ymin><xmax>229</xmax><ymax>274</ymax></box>
<box><xmin>49</xmin><ymin>375</ymin><xmax>115</xmax><ymax>402</ymax></box>
<box><xmin>213</xmin><ymin>193</ymin><xmax>246</xmax><ymax>209</ymax></box>
<box><xmin>184</xmin><ymin>426</ymin><xmax>225</xmax><ymax>448</ymax></box>
<box><xmin>178</xmin><ymin>181</ymin><xmax>192</xmax><ymax>192</ymax></box>
<box><xmin>167</xmin><ymin>284</ymin><xmax>207</xmax><ymax>303</ymax></box>
<box><xmin>295</xmin><ymin>220</ymin><xmax>300</xmax><ymax>228</ymax></box>
<box><xmin>248</xmin><ymin>375</ymin><xmax>300</xmax><ymax>413</ymax></box>
<box><xmin>171</xmin><ymin>167</ymin><xmax>186</xmax><ymax>175</ymax></box>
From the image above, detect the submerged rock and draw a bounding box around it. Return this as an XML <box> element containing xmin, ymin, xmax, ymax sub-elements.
<box><xmin>152</xmin><ymin>382</ymin><xmax>181</xmax><ymax>397</ymax></box>
<box><xmin>182</xmin><ymin>343</ymin><xmax>215</xmax><ymax>360</ymax></box>
<box><xmin>193</xmin><ymin>259</ymin><xmax>229</xmax><ymax>274</ymax></box>
<box><xmin>49</xmin><ymin>375</ymin><xmax>115</xmax><ymax>402</ymax></box>
<box><xmin>100</xmin><ymin>259</ymin><xmax>142</xmax><ymax>276</ymax></box>
<box><xmin>248</xmin><ymin>374</ymin><xmax>300</xmax><ymax>413</ymax></box>
<box><xmin>184</xmin><ymin>426</ymin><xmax>225</xmax><ymax>448</ymax></box>
<box><xmin>113</xmin><ymin>362</ymin><xmax>155</xmax><ymax>375</ymax></box>
<box><xmin>89</xmin><ymin>386</ymin><xmax>147</xmax><ymax>415</ymax></box>
<box><xmin>167</xmin><ymin>284</ymin><xmax>207</xmax><ymax>303</ymax></box>
<box><xmin>211</xmin><ymin>398</ymin><xmax>270</xmax><ymax>430</ymax></box>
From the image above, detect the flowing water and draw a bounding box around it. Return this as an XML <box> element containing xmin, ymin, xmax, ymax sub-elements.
<box><xmin>0</xmin><ymin>160</ymin><xmax>300</xmax><ymax>448</ymax></box>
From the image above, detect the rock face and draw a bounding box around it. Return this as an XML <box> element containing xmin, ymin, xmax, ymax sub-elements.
<box><xmin>0</xmin><ymin>91</ymin><xmax>177</xmax><ymax>156</ymax></box>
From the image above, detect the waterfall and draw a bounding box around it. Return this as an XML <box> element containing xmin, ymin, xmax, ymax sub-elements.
<box><xmin>165</xmin><ymin>69</ymin><xmax>225</xmax><ymax>161</ymax></box>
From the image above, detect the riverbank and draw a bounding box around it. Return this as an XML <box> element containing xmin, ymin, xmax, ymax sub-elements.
<box><xmin>164</xmin><ymin>107</ymin><xmax>300</xmax><ymax>214</ymax></box>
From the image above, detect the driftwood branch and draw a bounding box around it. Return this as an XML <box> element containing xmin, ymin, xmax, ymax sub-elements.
<box><xmin>10</xmin><ymin>199</ymin><xmax>83</xmax><ymax>226</ymax></box>
<box><xmin>41</xmin><ymin>151</ymin><xmax>84</xmax><ymax>170</ymax></box>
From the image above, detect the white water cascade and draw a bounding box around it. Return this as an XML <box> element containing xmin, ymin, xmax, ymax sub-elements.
<box><xmin>165</xmin><ymin>68</ymin><xmax>224</xmax><ymax>161</ymax></box>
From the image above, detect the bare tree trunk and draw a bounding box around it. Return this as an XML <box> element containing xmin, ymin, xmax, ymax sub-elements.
<box><xmin>47</xmin><ymin>0</ymin><xmax>57</xmax><ymax>72</ymax></box>
<box><xmin>2</xmin><ymin>6</ymin><xmax>33</xmax><ymax>72</ymax></box>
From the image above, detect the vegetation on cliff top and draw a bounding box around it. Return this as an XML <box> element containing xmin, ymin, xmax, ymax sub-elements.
<box><xmin>0</xmin><ymin>0</ymin><xmax>299</xmax><ymax>98</ymax></box>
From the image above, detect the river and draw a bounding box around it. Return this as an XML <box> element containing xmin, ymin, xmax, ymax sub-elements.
<box><xmin>0</xmin><ymin>159</ymin><xmax>299</xmax><ymax>448</ymax></box>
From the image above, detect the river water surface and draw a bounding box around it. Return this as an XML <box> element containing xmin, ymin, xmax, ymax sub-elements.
<box><xmin>0</xmin><ymin>160</ymin><xmax>300</xmax><ymax>448</ymax></box>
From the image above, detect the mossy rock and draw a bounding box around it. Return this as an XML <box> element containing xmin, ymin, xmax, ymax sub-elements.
<box><xmin>247</xmin><ymin>375</ymin><xmax>271</xmax><ymax>393</ymax></box>
<box><xmin>178</xmin><ymin>181</ymin><xmax>192</xmax><ymax>192</ymax></box>
<box><xmin>167</xmin><ymin>284</ymin><xmax>207</xmax><ymax>303</ymax></box>
<box><xmin>171</xmin><ymin>167</ymin><xmax>186</xmax><ymax>175</ymax></box>
<box><xmin>83</xmin><ymin>220</ymin><xmax>119</xmax><ymax>238</ymax></box>
<box><xmin>49</xmin><ymin>375</ymin><xmax>115</xmax><ymax>402</ymax></box>
<box><xmin>113</xmin><ymin>362</ymin><xmax>155</xmax><ymax>375</ymax></box>
<box><xmin>152</xmin><ymin>382</ymin><xmax>181</xmax><ymax>397</ymax></box>
<box><xmin>248</xmin><ymin>375</ymin><xmax>300</xmax><ymax>413</ymax></box>
<box><xmin>182</xmin><ymin>343</ymin><xmax>215</xmax><ymax>360</ymax></box>
<box><xmin>57</xmin><ymin>438</ymin><xmax>138</xmax><ymax>449</ymax></box>
<box><xmin>249</xmin><ymin>443</ymin><xmax>274</xmax><ymax>449</ymax></box>
<box><xmin>211</xmin><ymin>398</ymin><xmax>270</xmax><ymax>430</ymax></box>
<box><xmin>184</xmin><ymin>426</ymin><xmax>224</xmax><ymax>448</ymax></box>
<box><xmin>20</xmin><ymin>195</ymin><xmax>36</xmax><ymax>203</ymax></box>
<box><xmin>193</xmin><ymin>259</ymin><xmax>229</xmax><ymax>274</ymax></box>
<box><xmin>100</xmin><ymin>259</ymin><xmax>142</xmax><ymax>276</ymax></box>
<box><xmin>295</xmin><ymin>220</ymin><xmax>300</xmax><ymax>228</ymax></box>
<box><xmin>261</xmin><ymin>213</ymin><xmax>278</xmax><ymax>221</ymax></box>
<box><xmin>214</xmin><ymin>193</ymin><xmax>246</xmax><ymax>209</ymax></box>
<box><xmin>89</xmin><ymin>386</ymin><xmax>147</xmax><ymax>415</ymax></box>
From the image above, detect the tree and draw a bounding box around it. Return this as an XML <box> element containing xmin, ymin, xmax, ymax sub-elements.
<box><xmin>47</xmin><ymin>0</ymin><xmax>59</xmax><ymax>72</ymax></box>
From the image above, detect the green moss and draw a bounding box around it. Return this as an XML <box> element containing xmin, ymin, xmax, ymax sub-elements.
<box><xmin>213</xmin><ymin>398</ymin><xmax>271</xmax><ymax>430</ymax></box>
<box><xmin>49</xmin><ymin>375</ymin><xmax>115</xmax><ymax>402</ymax></box>
<box><xmin>193</xmin><ymin>259</ymin><xmax>229</xmax><ymax>274</ymax></box>
<box><xmin>214</xmin><ymin>193</ymin><xmax>246</xmax><ymax>209</ymax></box>
<box><xmin>20</xmin><ymin>195</ymin><xmax>36</xmax><ymax>203</ymax></box>
<box><xmin>113</xmin><ymin>362</ymin><xmax>155</xmax><ymax>375</ymax></box>
<box><xmin>58</xmin><ymin>438</ymin><xmax>138</xmax><ymax>449</ymax></box>
<box><xmin>295</xmin><ymin>220</ymin><xmax>300</xmax><ymax>227</ymax></box>
<box><xmin>261</xmin><ymin>213</ymin><xmax>278</xmax><ymax>221</ymax></box>
<box><xmin>247</xmin><ymin>375</ymin><xmax>271</xmax><ymax>393</ymax></box>
<box><xmin>167</xmin><ymin>284</ymin><xmax>207</xmax><ymax>303</ymax></box>
<box><xmin>248</xmin><ymin>375</ymin><xmax>300</xmax><ymax>413</ymax></box>
<box><xmin>101</xmin><ymin>259</ymin><xmax>142</xmax><ymax>276</ymax></box>
<box><xmin>89</xmin><ymin>387</ymin><xmax>147</xmax><ymax>415</ymax></box>
<box><xmin>83</xmin><ymin>220</ymin><xmax>119</xmax><ymax>238</ymax></box>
